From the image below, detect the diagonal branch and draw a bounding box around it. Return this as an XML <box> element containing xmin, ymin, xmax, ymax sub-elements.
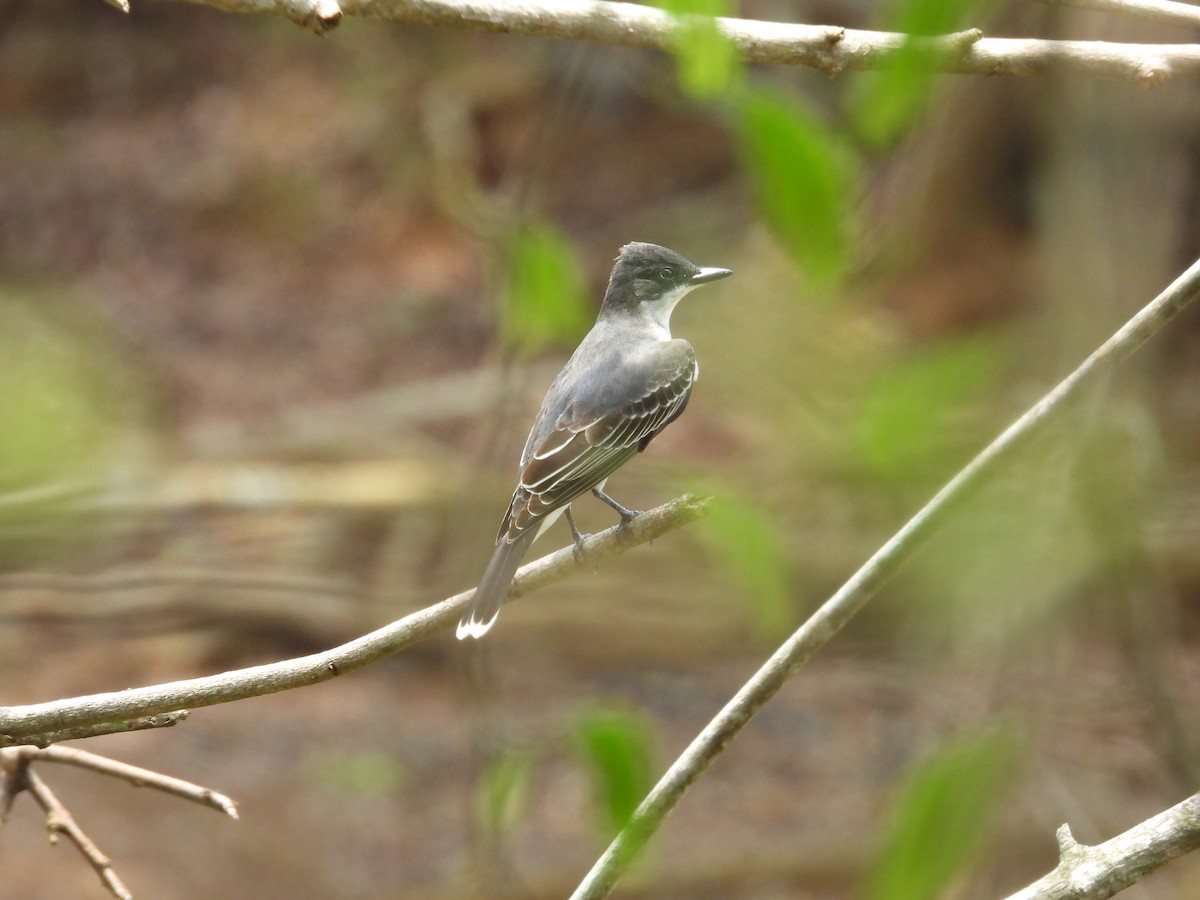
<box><xmin>569</xmin><ymin>256</ymin><xmax>1200</xmax><ymax>900</ymax></box>
<box><xmin>1003</xmin><ymin>794</ymin><xmax>1200</xmax><ymax>899</ymax></box>
<box><xmin>117</xmin><ymin>0</ymin><xmax>1200</xmax><ymax>84</ymax></box>
<box><xmin>0</xmin><ymin>494</ymin><xmax>710</xmax><ymax>747</ymax></box>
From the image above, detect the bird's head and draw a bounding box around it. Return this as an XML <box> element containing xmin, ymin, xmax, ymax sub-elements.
<box><xmin>600</xmin><ymin>242</ymin><xmax>731</xmax><ymax>328</ymax></box>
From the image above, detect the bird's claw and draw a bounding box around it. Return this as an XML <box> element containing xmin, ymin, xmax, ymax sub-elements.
<box><xmin>571</xmin><ymin>534</ymin><xmax>592</xmax><ymax>563</ymax></box>
<box><xmin>565</xmin><ymin>507</ymin><xmax>592</xmax><ymax>561</ymax></box>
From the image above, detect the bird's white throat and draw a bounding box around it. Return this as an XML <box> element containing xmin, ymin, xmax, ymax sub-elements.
<box><xmin>642</xmin><ymin>282</ymin><xmax>698</xmax><ymax>339</ymax></box>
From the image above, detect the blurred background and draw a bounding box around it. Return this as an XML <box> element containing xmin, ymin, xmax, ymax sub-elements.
<box><xmin>2</xmin><ymin>0</ymin><xmax>1200</xmax><ymax>897</ymax></box>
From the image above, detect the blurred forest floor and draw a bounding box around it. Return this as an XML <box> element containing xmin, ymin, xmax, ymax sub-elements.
<box><xmin>3</xmin><ymin>2</ymin><xmax>1200</xmax><ymax>898</ymax></box>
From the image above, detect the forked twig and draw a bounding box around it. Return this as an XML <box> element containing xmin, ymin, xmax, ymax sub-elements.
<box><xmin>0</xmin><ymin>745</ymin><xmax>237</xmax><ymax>899</ymax></box>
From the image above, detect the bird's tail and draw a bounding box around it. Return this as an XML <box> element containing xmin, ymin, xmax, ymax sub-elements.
<box><xmin>456</xmin><ymin>527</ymin><xmax>539</xmax><ymax>639</ymax></box>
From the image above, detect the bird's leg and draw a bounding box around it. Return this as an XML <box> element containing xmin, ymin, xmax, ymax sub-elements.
<box><xmin>564</xmin><ymin>507</ymin><xmax>590</xmax><ymax>561</ymax></box>
<box><xmin>593</xmin><ymin>487</ymin><xmax>643</xmax><ymax>525</ymax></box>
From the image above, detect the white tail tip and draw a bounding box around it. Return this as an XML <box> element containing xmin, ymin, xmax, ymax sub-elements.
<box><xmin>456</xmin><ymin>614</ymin><xmax>497</xmax><ymax>640</ymax></box>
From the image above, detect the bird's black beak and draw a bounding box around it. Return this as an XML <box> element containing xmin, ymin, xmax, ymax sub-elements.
<box><xmin>690</xmin><ymin>267</ymin><xmax>733</xmax><ymax>285</ymax></box>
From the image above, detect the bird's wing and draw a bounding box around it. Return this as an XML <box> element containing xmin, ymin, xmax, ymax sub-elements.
<box><xmin>501</xmin><ymin>342</ymin><xmax>697</xmax><ymax>539</ymax></box>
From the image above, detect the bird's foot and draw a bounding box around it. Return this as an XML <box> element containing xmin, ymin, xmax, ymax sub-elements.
<box><xmin>593</xmin><ymin>487</ymin><xmax>643</xmax><ymax>525</ymax></box>
<box><xmin>564</xmin><ymin>507</ymin><xmax>592</xmax><ymax>562</ymax></box>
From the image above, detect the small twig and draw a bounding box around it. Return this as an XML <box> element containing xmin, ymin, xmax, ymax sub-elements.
<box><xmin>4</xmin><ymin>711</ymin><xmax>190</xmax><ymax>749</ymax></box>
<box><xmin>1037</xmin><ymin>0</ymin><xmax>1200</xmax><ymax>30</ymax></box>
<box><xmin>1</xmin><ymin>745</ymin><xmax>236</xmax><ymax>897</ymax></box>
<box><xmin>0</xmin><ymin>748</ymin><xmax>30</xmax><ymax>828</ymax></box>
<box><xmin>20</xmin><ymin>746</ymin><xmax>238</xmax><ymax>819</ymax></box>
<box><xmin>1004</xmin><ymin>794</ymin><xmax>1200</xmax><ymax>899</ymax></box>
<box><xmin>0</xmin><ymin>494</ymin><xmax>710</xmax><ymax>745</ymax></box>
<box><xmin>569</xmin><ymin>256</ymin><xmax>1200</xmax><ymax>899</ymax></box>
<box><xmin>23</xmin><ymin>767</ymin><xmax>132</xmax><ymax>900</ymax></box>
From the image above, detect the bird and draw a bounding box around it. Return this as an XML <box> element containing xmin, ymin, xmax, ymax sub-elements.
<box><xmin>456</xmin><ymin>241</ymin><xmax>732</xmax><ymax>639</ymax></box>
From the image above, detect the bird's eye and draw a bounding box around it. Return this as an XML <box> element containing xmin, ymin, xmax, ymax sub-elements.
<box><xmin>658</xmin><ymin>266</ymin><xmax>674</xmax><ymax>281</ymax></box>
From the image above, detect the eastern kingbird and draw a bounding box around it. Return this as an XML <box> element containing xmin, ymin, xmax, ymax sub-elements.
<box><xmin>456</xmin><ymin>242</ymin><xmax>732</xmax><ymax>639</ymax></box>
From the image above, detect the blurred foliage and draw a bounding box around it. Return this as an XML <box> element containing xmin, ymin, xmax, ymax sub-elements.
<box><xmin>657</xmin><ymin>0</ymin><xmax>742</xmax><ymax>100</ymax></box>
<box><xmin>573</xmin><ymin>706</ymin><xmax>657</xmax><ymax>840</ymax></box>
<box><xmin>850</xmin><ymin>0</ymin><xmax>994</xmax><ymax>147</ymax></box>
<box><xmin>853</xmin><ymin>334</ymin><xmax>1006</xmax><ymax>487</ymax></box>
<box><xmin>699</xmin><ymin>488</ymin><xmax>794</xmax><ymax>639</ymax></box>
<box><xmin>0</xmin><ymin>289</ymin><xmax>149</xmax><ymax>563</ymax></box>
<box><xmin>865</xmin><ymin>730</ymin><xmax>1020</xmax><ymax>900</ymax></box>
<box><xmin>502</xmin><ymin>221</ymin><xmax>593</xmax><ymax>356</ymax></box>
<box><xmin>736</xmin><ymin>89</ymin><xmax>858</xmax><ymax>287</ymax></box>
<box><xmin>301</xmin><ymin>747</ymin><xmax>406</xmax><ymax>796</ymax></box>
<box><xmin>475</xmin><ymin>747</ymin><xmax>534</xmax><ymax>843</ymax></box>
<box><xmin>657</xmin><ymin>0</ymin><xmax>859</xmax><ymax>286</ymax></box>
<box><xmin>901</xmin><ymin>435</ymin><xmax>1098</xmax><ymax>652</ymax></box>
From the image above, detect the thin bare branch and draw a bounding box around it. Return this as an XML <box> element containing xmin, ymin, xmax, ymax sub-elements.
<box><xmin>0</xmin><ymin>748</ymin><xmax>30</xmax><ymax>828</ymax></box>
<box><xmin>23</xmin><ymin>768</ymin><xmax>132</xmax><ymax>900</ymax></box>
<box><xmin>22</xmin><ymin>746</ymin><xmax>239</xmax><ymax>820</ymax></box>
<box><xmin>115</xmin><ymin>0</ymin><xmax>1200</xmax><ymax>84</ymax></box>
<box><xmin>570</xmin><ymin>257</ymin><xmax>1200</xmax><ymax>900</ymax></box>
<box><xmin>0</xmin><ymin>494</ymin><xmax>710</xmax><ymax>746</ymax></box>
<box><xmin>1004</xmin><ymin>795</ymin><xmax>1200</xmax><ymax>899</ymax></box>
<box><xmin>2</xmin><ymin>744</ymin><xmax>236</xmax><ymax>895</ymax></box>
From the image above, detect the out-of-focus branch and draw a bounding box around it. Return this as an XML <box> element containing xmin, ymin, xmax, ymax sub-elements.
<box><xmin>0</xmin><ymin>494</ymin><xmax>710</xmax><ymax>747</ymax></box>
<box><xmin>1003</xmin><ymin>795</ymin><xmax>1200</xmax><ymax>899</ymax></box>
<box><xmin>569</xmin><ymin>257</ymin><xmax>1200</xmax><ymax>900</ymax></box>
<box><xmin>107</xmin><ymin>0</ymin><xmax>1200</xmax><ymax>84</ymax></box>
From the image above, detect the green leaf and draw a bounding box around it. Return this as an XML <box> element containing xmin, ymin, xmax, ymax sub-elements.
<box><xmin>476</xmin><ymin>748</ymin><xmax>534</xmax><ymax>840</ymax></box>
<box><xmin>737</xmin><ymin>89</ymin><xmax>856</xmax><ymax>286</ymax></box>
<box><xmin>854</xmin><ymin>335</ymin><xmax>1002</xmax><ymax>486</ymax></box>
<box><xmin>657</xmin><ymin>0</ymin><xmax>741</xmax><ymax>99</ymax></box>
<box><xmin>0</xmin><ymin>290</ymin><xmax>149</xmax><ymax>564</ymax></box>
<box><xmin>503</xmin><ymin>223</ymin><xmax>592</xmax><ymax>356</ymax></box>
<box><xmin>574</xmin><ymin>708</ymin><xmax>656</xmax><ymax>838</ymax></box>
<box><xmin>850</xmin><ymin>0</ymin><xmax>993</xmax><ymax>147</ymax></box>
<box><xmin>701</xmin><ymin>491</ymin><xmax>792</xmax><ymax>639</ymax></box>
<box><xmin>865</xmin><ymin>731</ymin><xmax>1019</xmax><ymax>900</ymax></box>
<box><xmin>0</xmin><ymin>299</ymin><xmax>125</xmax><ymax>492</ymax></box>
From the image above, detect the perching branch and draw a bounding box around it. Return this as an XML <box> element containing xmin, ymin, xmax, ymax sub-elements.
<box><xmin>569</xmin><ymin>257</ymin><xmax>1200</xmax><ymax>900</ymax></box>
<box><xmin>0</xmin><ymin>494</ymin><xmax>711</xmax><ymax>747</ymax></box>
<box><xmin>1</xmin><ymin>745</ymin><xmax>237</xmax><ymax>899</ymax></box>
<box><xmin>108</xmin><ymin>0</ymin><xmax>1200</xmax><ymax>84</ymax></box>
<box><xmin>1003</xmin><ymin>794</ymin><xmax>1200</xmax><ymax>899</ymax></box>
